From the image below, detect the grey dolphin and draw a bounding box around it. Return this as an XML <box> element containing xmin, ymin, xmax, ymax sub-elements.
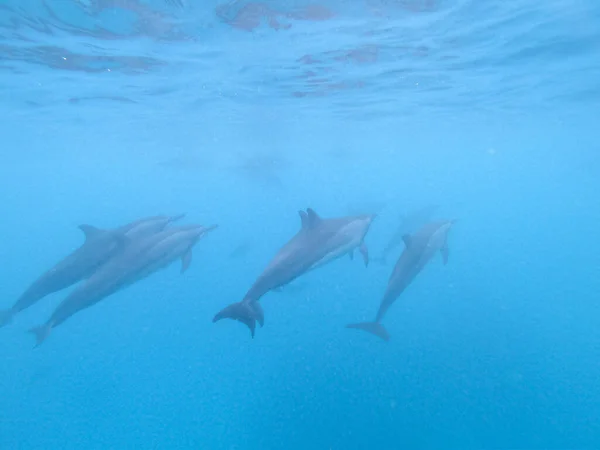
<box><xmin>28</xmin><ymin>223</ymin><xmax>217</xmax><ymax>346</ymax></box>
<box><xmin>213</xmin><ymin>208</ymin><xmax>375</xmax><ymax>338</ymax></box>
<box><xmin>347</xmin><ymin>220</ymin><xmax>455</xmax><ymax>341</ymax></box>
<box><xmin>376</xmin><ymin>204</ymin><xmax>439</xmax><ymax>264</ymax></box>
<box><xmin>0</xmin><ymin>214</ymin><xmax>184</xmax><ymax>328</ymax></box>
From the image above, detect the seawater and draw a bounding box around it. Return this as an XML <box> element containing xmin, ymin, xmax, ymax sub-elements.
<box><xmin>1</xmin><ymin>1</ymin><xmax>599</xmax><ymax>449</ymax></box>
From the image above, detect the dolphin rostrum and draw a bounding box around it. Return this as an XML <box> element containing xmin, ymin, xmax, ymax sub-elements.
<box><xmin>347</xmin><ymin>220</ymin><xmax>455</xmax><ymax>341</ymax></box>
<box><xmin>213</xmin><ymin>208</ymin><xmax>375</xmax><ymax>338</ymax></box>
<box><xmin>0</xmin><ymin>214</ymin><xmax>184</xmax><ymax>328</ymax></box>
<box><xmin>28</xmin><ymin>223</ymin><xmax>217</xmax><ymax>346</ymax></box>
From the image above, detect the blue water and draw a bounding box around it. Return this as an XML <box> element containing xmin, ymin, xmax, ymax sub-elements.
<box><xmin>1</xmin><ymin>0</ymin><xmax>600</xmax><ymax>448</ymax></box>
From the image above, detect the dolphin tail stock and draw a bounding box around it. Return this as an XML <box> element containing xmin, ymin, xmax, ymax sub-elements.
<box><xmin>212</xmin><ymin>300</ymin><xmax>263</xmax><ymax>338</ymax></box>
<box><xmin>28</xmin><ymin>324</ymin><xmax>52</xmax><ymax>348</ymax></box>
<box><xmin>346</xmin><ymin>321</ymin><xmax>390</xmax><ymax>342</ymax></box>
<box><xmin>0</xmin><ymin>309</ymin><xmax>14</xmax><ymax>328</ymax></box>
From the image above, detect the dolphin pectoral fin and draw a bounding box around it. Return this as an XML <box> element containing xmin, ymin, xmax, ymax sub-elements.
<box><xmin>346</xmin><ymin>322</ymin><xmax>390</xmax><ymax>341</ymax></box>
<box><xmin>78</xmin><ymin>224</ymin><xmax>103</xmax><ymax>241</ymax></box>
<box><xmin>28</xmin><ymin>324</ymin><xmax>52</xmax><ymax>347</ymax></box>
<box><xmin>181</xmin><ymin>250</ymin><xmax>193</xmax><ymax>273</ymax></box>
<box><xmin>253</xmin><ymin>302</ymin><xmax>265</xmax><ymax>327</ymax></box>
<box><xmin>0</xmin><ymin>309</ymin><xmax>13</xmax><ymax>328</ymax></box>
<box><xmin>213</xmin><ymin>301</ymin><xmax>259</xmax><ymax>338</ymax></box>
<box><xmin>441</xmin><ymin>242</ymin><xmax>449</xmax><ymax>265</ymax></box>
<box><xmin>402</xmin><ymin>234</ymin><xmax>412</xmax><ymax>248</ymax></box>
<box><xmin>349</xmin><ymin>250</ymin><xmax>354</xmax><ymax>261</ymax></box>
<box><xmin>359</xmin><ymin>243</ymin><xmax>369</xmax><ymax>267</ymax></box>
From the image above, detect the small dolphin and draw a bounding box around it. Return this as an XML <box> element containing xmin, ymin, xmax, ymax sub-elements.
<box><xmin>28</xmin><ymin>223</ymin><xmax>217</xmax><ymax>346</ymax></box>
<box><xmin>0</xmin><ymin>214</ymin><xmax>184</xmax><ymax>328</ymax></box>
<box><xmin>213</xmin><ymin>208</ymin><xmax>375</xmax><ymax>338</ymax></box>
<box><xmin>118</xmin><ymin>214</ymin><xmax>185</xmax><ymax>240</ymax></box>
<box><xmin>347</xmin><ymin>220</ymin><xmax>455</xmax><ymax>341</ymax></box>
<box><xmin>376</xmin><ymin>204</ymin><xmax>439</xmax><ymax>264</ymax></box>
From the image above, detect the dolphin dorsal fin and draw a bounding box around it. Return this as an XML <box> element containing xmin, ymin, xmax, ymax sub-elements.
<box><xmin>306</xmin><ymin>208</ymin><xmax>322</xmax><ymax>228</ymax></box>
<box><xmin>78</xmin><ymin>224</ymin><xmax>103</xmax><ymax>241</ymax></box>
<box><xmin>402</xmin><ymin>234</ymin><xmax>412</xmax><ymax>248</ymax></box>
<box><xmin>181</xmin><ymin>249</ymin><xmax>193</xmax><ymax>273</ymax></box>
<box><xmin>298</xmin><ymin>210</ymin><xmax>309</xmax><ymax>229</ymax></box>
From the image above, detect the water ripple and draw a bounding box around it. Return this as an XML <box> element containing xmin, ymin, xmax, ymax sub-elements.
<box><xmin>0</xmin><ymin>0</ymin><xmax>598</xmax><ymax>117</ymax></box>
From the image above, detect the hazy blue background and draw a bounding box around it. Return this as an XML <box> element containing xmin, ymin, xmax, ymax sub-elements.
<box><xmin>1</xmin><ymin>0</ymin><xmax>599</xmax><ymax>448</ymax></box>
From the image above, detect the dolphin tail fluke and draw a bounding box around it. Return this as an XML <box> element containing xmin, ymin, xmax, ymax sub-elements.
<box><xmin>346</xmin><ymin>322</ymin><xmax>390</xmax><ymax>342</ymax></box>
<box><xmin>28</xmin><ymin>324</ymin><xmax>52</xmax><ymax>347</ymax></box>
<box><xmin>212</xmin><ymin>301</ymin><xmax>262</xmax><ymax>338</ymax></box>
<box><xmin>0</xmin><ymin>309</ymin><xmax>13</xmax><ymax>328</ymax></box>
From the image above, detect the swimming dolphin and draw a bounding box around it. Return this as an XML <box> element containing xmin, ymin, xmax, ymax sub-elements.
<box><xmin>376</xmin><ymin>204</ymin><xmax>439</xmax><ymax>264</ymax></box>
<box><xmin>347</xmin><ymin>220</ymin><xmax>455</xmax><ymax>341</ymax></box>
<box><xmin>0</xmin><ymin>214</ymin><xmax>184</xmax><ymax>328</ymax></box>
<box><xmin>213</xmin><ymin>208</ymin><xmax>375</xmax><ymax>338</ymax></box>
<box><xmin>28</xmin><ymin>223</ymin><xmax>217</xmax><ymax>346</ymax></box>
<box><xmin>118</xmin><ymin>214</ymin><xmax>186</xmax><ymax>240</ymax></box>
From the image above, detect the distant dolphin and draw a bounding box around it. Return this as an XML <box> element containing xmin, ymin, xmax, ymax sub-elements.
<box><xmin>213</xmin><ymin>208</ymin><xmax>375</xmax><ymax>337</ymax></box>
<box><xmin>347</xmin><ymin>220</ymin><xmax>455</xmax><ymax>341</ymax></box>
<box><xmin>376</xmin><ymin>204</ymin><xmax>439</xmax><ymax>264</ymax></box>
<box><xmin>0</xmin><ymin>214</ymin><xmax>184</xmax><ymax>328</ymax></box>
<box><xmin>28</xmin><ymin>223</ymin><xmax>217</xmax><ymax>346</ymax></box>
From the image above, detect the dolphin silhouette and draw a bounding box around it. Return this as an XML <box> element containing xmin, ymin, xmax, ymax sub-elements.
<box><xmin>347</xmin><ymin>220</ymin><xmax>455</xmax><ymax>341</ymax></box>
<box><xmin>213</xmin><ymin>208</ymin><xmax>375</xmax><ymax>338</ymax></box>
<box><xmin>375</xmin><ymin>204</ymin><xmax>439</xmax><ymax>264</ymax></box>
<box><xmin>28</xmin><ymin>223</ymin><xmax>217</xmax><ymax>346</ymax></box>
<box><xmin>0</xmin><ymin>214</ymin><xmax>184</xmax><ymax>328</ymax></box>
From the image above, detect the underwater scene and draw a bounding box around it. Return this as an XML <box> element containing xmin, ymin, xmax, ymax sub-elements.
<box><xmin>1</xmin><ymin>0</ymin><xmax>599</xmax><ymax>449</ymax></box>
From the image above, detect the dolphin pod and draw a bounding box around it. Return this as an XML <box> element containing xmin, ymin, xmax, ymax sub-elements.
<box><xmin>29</xmin><ymin>224</ymin><xmax>217</xmax><ymax>346</ymax></box>
<box><xmin>0</xmin><ymin>214</ymin><xmax>185</xmax><ymax>328</ymax></box>
<box><xmin>1</xmin><ymin>207</ymin><xmax>455</xmax><ymax>347</ymax></box>
<box><xmin>347</xmin><ymin>220</ymin><xmax>455</xmax><ymax>341</ymax></box>
<box><xmin>213</xmin><ymin>208</ymin><xmax>376</xmax><ymax>337</ymax></box>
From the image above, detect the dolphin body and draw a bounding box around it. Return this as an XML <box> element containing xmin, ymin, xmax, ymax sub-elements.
<box><xmin>376</xmin><ymin>204</ymin><xmax>439</xmax><ymax>264</ymax></box>
<box><xmin>29</xmin><ymin>223</ymin><xmax>217</xmax><ymax>346</ymax></box>
<box><xmin>347</xmin><ymin>220</ymin><xmax>455</xmax><ymax>341</ymax></box>
<box><xmin>0</xmin><ymin>214</ymin><xmax>184</xmax><ymax>328</ymax></box>
<box><xmin>213</xmin><ymin>208</ymin><xmax>375</xmax><ymax>338</ymax></box>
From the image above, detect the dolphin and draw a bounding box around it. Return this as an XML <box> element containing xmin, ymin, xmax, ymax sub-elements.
<box><xmin>117</xmin><ymin>214</ymin><xmax>185</xmax><ymax>240</ymax></box>
<box><xmin>0</xmin><ymin>214</ymin><xmax>184</xmax><ymax>328</ymax></box>
<box><xmin>347</xmin><ymin>220</ymin><xmax>455</xmax><ymax>341</ymax></box>
<box><xmin>213</xmin><ymin>208</ymin><xmax>375</xmax><ymax>338</ymax></box>
<box><xmin>376</xmin><ymin>204</ymin><xmax>439</xmax><ymax>264</ymax></box>
<box><xmin>28</xmin><ymin>223</ymin><xmax>217</xmax><ymax>346</ymax></box>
